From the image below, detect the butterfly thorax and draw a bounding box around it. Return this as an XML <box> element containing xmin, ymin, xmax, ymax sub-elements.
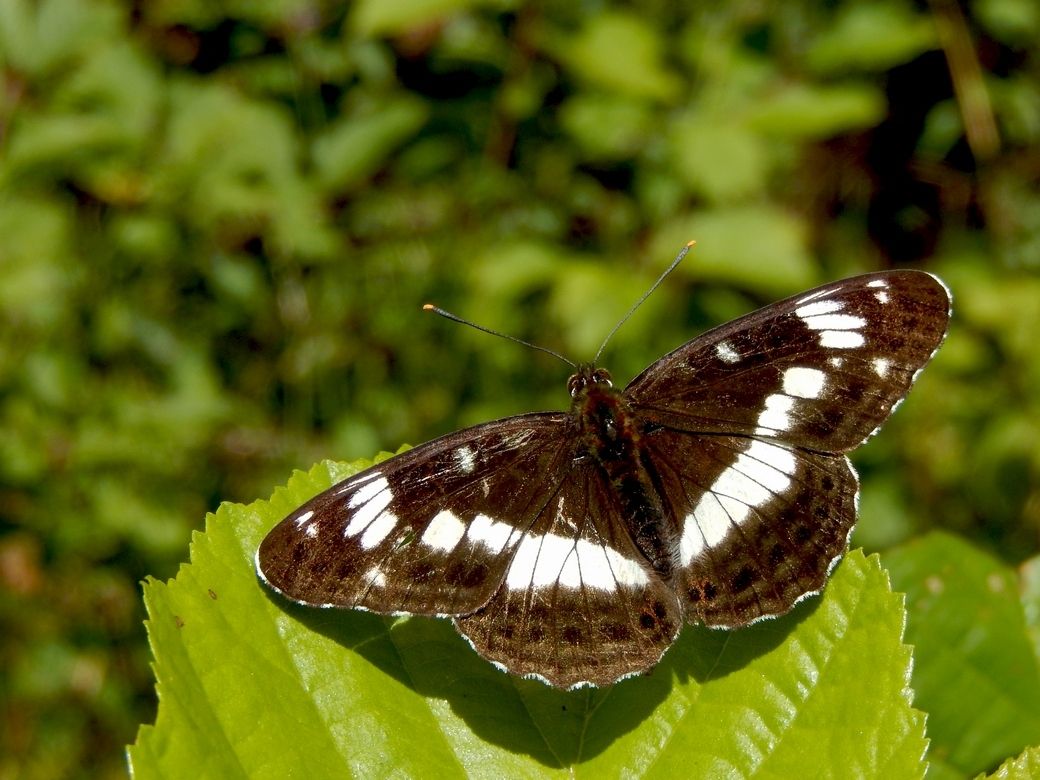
<box><xmin>568</xmin><ymin>364</ymin><xmax>676</xmax><ymax>578</ymax></box>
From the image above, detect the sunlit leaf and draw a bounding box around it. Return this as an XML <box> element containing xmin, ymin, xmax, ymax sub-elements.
<box><xmin>884</xmin><ymin>533</ymin><xmax>1040</xmax><ymax>776</ymax></box>
<box><xmin>130</xmin><ymin>460</ymin><xmax>925</xmax><ymax>776</ymax></box>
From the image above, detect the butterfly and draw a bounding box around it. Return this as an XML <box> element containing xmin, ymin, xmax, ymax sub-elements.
<box><xmin>257</xmin><ymin>261</ymin><xmax>951</xmax><ymax>689</ymax></box>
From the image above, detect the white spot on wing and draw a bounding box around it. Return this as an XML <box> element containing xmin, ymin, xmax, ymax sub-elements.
<box><xmin>874</xmin><ymin>290</ymin><xmax>890</xmax><ymax>304</ymax></box>
<box><xmin>820</xmin><ymin>330</ymin><xmax>866</xmax><ymax>349</ymax></box>
<box><xmin>505</xmin><ymin>533</ymin><xmax>649</xmax><ymax>591</ymax></box>
<box><xmin>866</xmin><ymin>279</ymin><xmax>888</xmax><ymax>288</ymax></box>
<box><xmin>348</xmin><ymin>475</ymin><xmax>388</xmax><ymax>509</ymax></box>
<box><xmin>422</xmin><ymin>510</ymin><xmax>467</xmax><ymax>552</ymax></box>
<box><xmin>783</xmin><ymin>366</ymin><xmax>826</xmax><ymax>399</ymax></box>
<box><xmin>335</xmin><ymin>469</ymin><xmax>382</xmax><ymax>495</ymax></box>
<box><xmin>756</xmin><ymin>394</ymin><xmax>795</xmax><ymax>433</ymax></box>
<box><xmin>365</xmin><ymin>565</ymin><xmax>387</xmax><ymax>588</ymax></box>
<box><xmin>344</xmin><ymin>477</ymin><xmax>392</xmax><ymax>536</ymax></box>
<box><xmin>304</xmin><ymin>523</ymin><xmax>319</xmax><ymax>538</ymax></box>
<box><xmin>715</xmin><ymin>341</ymin><xmax>740</xmax><ymax>364</ymax></box>
<box><xmin>293</xmin><ymin>509</ymin><xmax>315</xmax><ymax>528</ymax></box>
<box><xmin>802</xmin><ymin>313</ymin><xmax>866</xmax><ymax>331</ymax></box>
<box><xmin>467</xmin><ymin>513</ymin><xmax>517</xmax><ymax>554</ymax></box>
<box><xmin>455</xmin><ymin>446</ymin><xmax>476</xmax><ymax>474</ymax></box>
<box><xmin>360</xmin><ymin>510</ymin><xmax>398</xmax><ymax>549</ymax></box>
<box><xmin>872</xmin><ymin>357</ymin><xmax>891</xmax><ymax>377</ymax></box>
<box><xmin>796</xmin><ymin>288</ymin><xmax>831</xmax><ymax>305</ymax></box>
<box><xmin>680</xmin><ymin>441</ymin><xmax>796</xmax><ymax>565</ymax></box>
<box><xmin>795</xmin><ymin>299</ymin><xmax>843</xmax><ymax>318</ymax></box>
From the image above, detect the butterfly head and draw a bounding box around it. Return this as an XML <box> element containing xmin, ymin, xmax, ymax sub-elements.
<box><xmin>567</xmin><ymin>364</ymin><xmax>613</xmax><ymax>399</ymax></box>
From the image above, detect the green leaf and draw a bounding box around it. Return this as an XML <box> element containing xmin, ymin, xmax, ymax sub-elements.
<box><xmin>748</xmin><ymin>83</ymin><xmax>886</xmax><ymax>139</ymax></box>
<box><xmin>1022</xmin><ymin>555</ymin><xmax>1040</xmax><ymax>662</ymax></box>
<box><xmin>981</xmin><ymin>745</ymin><xmax>1040</xmax><ymax>779</ymax></box>
<box><xmin>130</xmin><ymin>459</ymin><xmax>926</xmax><ymax>776</ymax></box>
<box><xmin>0</xmin><ymin>0</ymin><xmax>121</xmax><ymax>78</ymax></box>
<box><xmin>668</xmin><ymin>116</ymin><xmax>769</xmax><ymax>204</ymax></box>
<box><xmin>312</xmin><ymin>95</ymin><xmax>429</xmax><ymax>194</ymax></box>
<box><xmin>883</xmin><ymin>533</ymin><xmax>1040</xmax><ymax>776</ymax></box>
<box><xmin>805</xmin><ymin>3</ymin><xmax>937</xmax><ymax>74</ymax></box>
<box><xmin>350</xmin><ymin>0</ymin><xmax>494</xmax><ymax>38</ymax></box>
<box><xmin>653</xmin><ymin>206</ymin><xmax>816</xmax><ymax>295</ymax></box>
<box><xmin>976</xmin><ymin>0</ymin><xmax>1040</xmax><ymax>46</ymax></box>
<box><xmin>559</xmin><ymin>94</ymin><xmax>655</xmax><ymax>161</ymax></box>
<box><xmin>554</xmin><ymin>12</ymin><xmax>681</xmax><ymax>102</ymax></box>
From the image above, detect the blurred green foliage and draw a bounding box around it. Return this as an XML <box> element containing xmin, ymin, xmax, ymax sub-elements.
<box><xmin>0</xmin><ymin>0</ymin><xmax>1038</xmax><ymax>777</ymax></box>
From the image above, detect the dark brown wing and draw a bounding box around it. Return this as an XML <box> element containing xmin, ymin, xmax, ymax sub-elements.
<box><xmin>641</xmin><ymin>429</ymin><xmax>858</xmax><ymax>627</ymax></box>
<box><xmin>454</xmin><ymin>461</ymin><xmax>682</xmax><ymax>688</ymax></box>
<box><xmin>625</xmin><ymin>271</ymin><xmax>951</xmax><ymax>451</ymax></box>
<box><xmin>257</xmin><ymin>413</ymin><xmax>575</xmax><ymax>616</ymax></box>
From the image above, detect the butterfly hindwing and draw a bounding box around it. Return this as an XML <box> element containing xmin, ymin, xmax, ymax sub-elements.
<box><xmin>625</xmin><ymin>271</ymin><xmax>951</xmax><ymax>452</ymax></box>
<box><xmin>640</xmin><ymin>429</ymin><xmax>858</xmax><ymax>627</ymax></box>
<box><xmin>455</xmin><ymin>462</ymin><xmax>682</xmax><ymax>688</ymax></box>
<box><xmin>257</xmin><ymin>413</ymin><xmax>575</xmax><ymax>616</ymax></box>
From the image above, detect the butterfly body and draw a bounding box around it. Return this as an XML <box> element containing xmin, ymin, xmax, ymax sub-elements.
<box><xmin>258</xmin><ymin>270</ymin><xmax>951</xmax><ymax>688</ymax></box>
<box><xmin>570</xmin><ymin>365</ymin><xmax>677</xmax><ymax>578</ymax></box>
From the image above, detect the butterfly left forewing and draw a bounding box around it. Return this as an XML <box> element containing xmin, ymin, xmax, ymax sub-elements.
<box><xmin>455</xmin><ymin>462</ymin><xmax>682</xmax><ymax>688</ymax></box>
<box><xmin>257</xmin><ymin>413</ymin><xmax>575</xmax><ymax>617</ymax></box>
<box><xmin>625</xmin><ymin>270</ymin><xmax>951</xmax><ymax>451</ymax></box>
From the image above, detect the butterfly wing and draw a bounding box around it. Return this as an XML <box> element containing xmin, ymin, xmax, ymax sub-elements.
<box><xmin>454</xmin><ymin>461</ymin><xmax>681</xmax><ymax>688</ymax></box>
<box><xmin>641</xmin><ymin>429</ymin><xmax>858</xmax><ymax>627</ymax></box>
<box><xmin>625</xmin><ymin>270</ymin><xmax>951</xmax><ymax>451</ymax></box>
<box><xmin>260</xmin><ymin>412</ymin><xmax>683</xmax><ymax>688</ymax></box>
<box><xmin>257</xmin><ymin>413</ymin><xmax>576</xmax><ymax>616</ymax></box>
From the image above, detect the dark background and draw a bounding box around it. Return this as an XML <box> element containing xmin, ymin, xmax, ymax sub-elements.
<box><xmin>1</xmin><ymin>1</ymin><xmax>1038</xmax><ymax>777</ymax></box>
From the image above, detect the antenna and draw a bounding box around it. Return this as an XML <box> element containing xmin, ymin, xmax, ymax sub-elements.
<box><xmin>425</xmin><ymin>241</ymin><xmax>695</xmax><ymax>368</ymax></box>
<box><xmin>422</xmin><ymin>304</ymin><xmax>577</xmax><ymax>368</ymax></box>
<box><xmin>592</xmin><ymin>240</ymin><xmax>695</xmax><ymax>364</ymax></box>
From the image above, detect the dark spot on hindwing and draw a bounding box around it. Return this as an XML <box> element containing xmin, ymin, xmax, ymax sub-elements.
<box><xmin>602</xmin><ymin>621</ymin><xmax>631</xmax><ymax>642</ymax></box>
<box><xmin>445</xmin><ymin>561</ymin><xmax>489</xmax><ymax>589</ymax></box>
<box><xmin>563</xmin><ymin>625</ymin><xmax>583</xmax><ymax>645</ymax></box>
<box><xmin>335</xmin><ymin>558</ymin><xmax>355</xmax><ymax>580</ymax></box>
<box><xmin>731</xmin><ymin>565</ymin><xmax>757</xmax><ymax>592</ymax></box>
<box><xmin>687</xmin><ymin>579</ymin><xmax>719</xmax><ymax>604</ymax></box>
<box><xmin>410</xmin><ymin>561</ymin><xmax>436</xmax><ymax>583</ymax></box>
<box><xmin>821</xmin><ymin>408</ymin><xmax>843</xmax><ymax>432</ymax></box>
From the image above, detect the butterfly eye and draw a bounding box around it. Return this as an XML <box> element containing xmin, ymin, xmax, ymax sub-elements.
<box><xmin>567</xmin><ymin>374</ymin><xmax>585</xmax><ymax>397</ymax></box>
<box><xmin>592</xmin><ymin>368</ymin><xmax>613</xmax><ymax>387</ymax></box>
